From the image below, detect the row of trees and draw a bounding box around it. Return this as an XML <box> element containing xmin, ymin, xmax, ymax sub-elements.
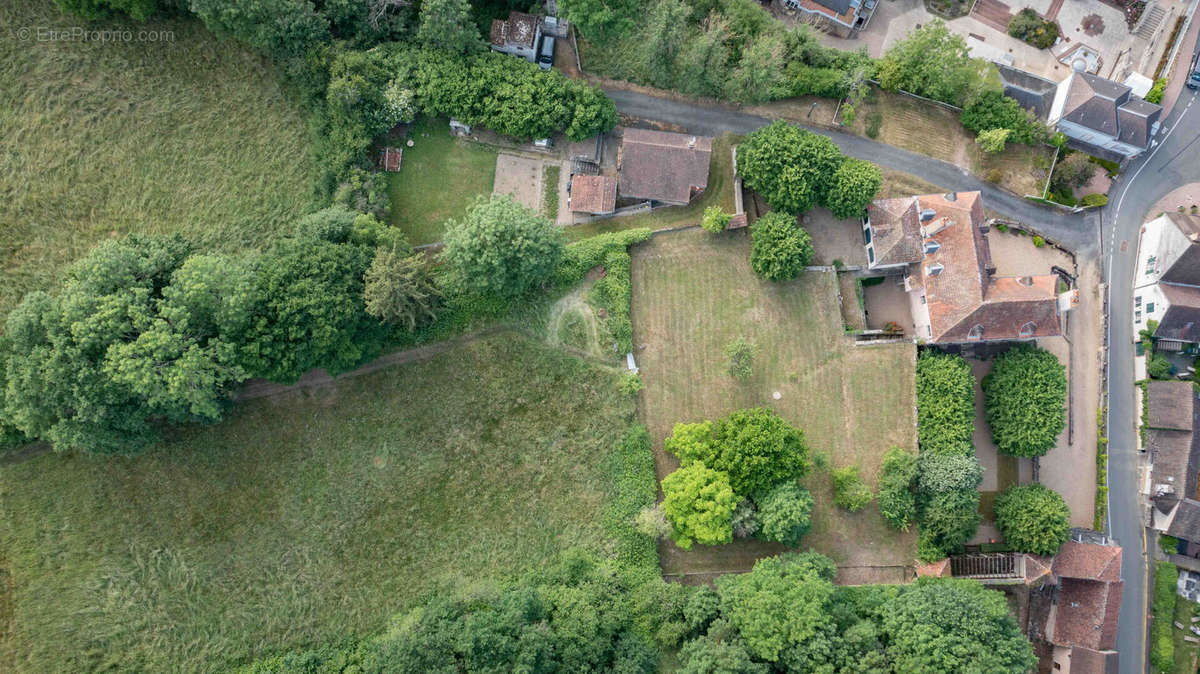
<box><xmin>658</xmin><ymin>408</ymin><xmax>814</xmax><ymax>549</ymax></box>
<box><xmin>0</xmin><ymin>193</ymin><xmax>645</xmax><ymax>455</ymax></box>
<box><xmin>243</xmin><ymin>550</ymin><xmax>1037</xmax><ymax>673</ymax></box>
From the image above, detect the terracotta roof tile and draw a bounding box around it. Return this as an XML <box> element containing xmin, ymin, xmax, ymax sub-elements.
<box><xmin>1051</xmin><ymin>578</ymin><xmax>1123</xmax><ymax>650</ymax></box>
<box><xmin>866</xmin><ymin>197</ymin><xmax>923</xmax><ymax>267</ymax></box>
<box><xmin>1052</xmin><ymin>541</ymin><xmax>1122</xmax><ymax>582</ymax></box>
<box><xmin>916</xmin><ymin>558</ymin><xmax>951</xmax><ymax>577</ymax></box>
<box><xmin>570</xmin><ymin>175</ymin><xmax>616</xmax><ymax>214</ymax></box>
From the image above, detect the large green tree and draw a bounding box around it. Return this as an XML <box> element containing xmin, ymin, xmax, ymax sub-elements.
<box><xmin>441</xmin><ymin>194</ymin><xmax>566</xmax><ymax>300</ymax></box>
<box><xmin>713</xmin><ymin>407</ymin><xmax>811</xmax><ymax>496</ymax></box>
<box><xmin>756</xmin><ymin>483</ymin><xmax>814</xmax><ymax>546</ymax></box>
<box><xmin>881</xmin><ymin>579</ymin><xmax>1037</xmax><ymax>672</ymax></box>
<box><xmin>714</xmin><ymin>553</ymin><xmax>839</xmax><ymax>667</ymax></box>
<box><xmin>0</xmin><ymin>236</ymin><xmax>251</xmax><ymax>454</ymax></box>
<box><xmin>824</xmin><ymin>158</ymin><xmax>882</xmax><ymax>219</ymax></box>
<box><xmin>877</xmin><ymin>20</ymin><xmax>997</xmax><ymax>107</ymax></box>
<box><xmin>737</xmin><ymin>121</ymin><xmax>844</xmax><ymax>214</ymax></box>
<box><xmin>993</xmin><ymin>484</ymin><xmax>1071</xmax><ymax>555</ymax></box>
<box><xmin>750</xmin><ymin>212</ymin><xmax>814</xmax><ymax>282</ymax></box>
<box><xmin>982</xmin><ymin>346</ymin><xmax>1067</xmax><ymax>457</ymax></box>
<box><xmin>662</xmin><ymin>463</ymin><xmax>737</xmax><ymax>549</ymax></box>
<box><xmin>415</xmin><ymin>0</ymin><xmax>479</xmax><ymax>53</ymax></box>
<box><xmin>363</xmin><ymin>250</ymin><xmax>441</xmax><ymax>330</ymax></box>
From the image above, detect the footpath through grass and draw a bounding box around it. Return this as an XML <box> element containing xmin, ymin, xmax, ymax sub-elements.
<box><xmin>0</xmin><ymin>333</ymin><xmax>637</xmax><ymax>672</ymax></box>
<box><xmin>387</xmin><ymin>117</ymin><xmax>498</xmax><ymax>245</ymax></box>
<box><xmin>0</xmin><ymin>0</ymin><xmax>320</xmax><ymax>320</ymax></box>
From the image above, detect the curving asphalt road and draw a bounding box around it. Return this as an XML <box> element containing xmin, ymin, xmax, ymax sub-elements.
<box><xmin>604</xmin><ymin>87</ymin><xmax>1100</xmax><ymax>253</ymax></box>
<box><xmin>607</xmin><ymin>69</ymin><xmax>1200</xmax><ymax>672</ymax></box>
<box><xmin>1107</xmin><ymin>81</ymin><xmax>1200</xmax><ymax>673</ymax></box>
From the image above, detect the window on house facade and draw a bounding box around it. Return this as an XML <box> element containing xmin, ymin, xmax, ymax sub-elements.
<box><xmin>1019</xmin><ymin>322</ymin><xmax>1036</xmax><ymax>337</ymax></box>
<box><xmin>1147</xmin><ymin>302</ymin><xmax>1155</xmax><ymax>313</ymax></box>
<box><xmin>1135</xmin><ymin>296</ymin><xmax>1142</xmax><ymax>306</ymax></box>
<box><xmin>863</xmin><ymin>226</ymin><xmax>871</xmax><ymax>245</ymax></box>
<box><xmin>968</xmin><ymin>324</ymin><xmax>983</xmax><ymax>340</ymax></box>
<box><xmin>868</xmin><ymin>247</ymin><xmax>875</xmax><ymax>264</ymax></box>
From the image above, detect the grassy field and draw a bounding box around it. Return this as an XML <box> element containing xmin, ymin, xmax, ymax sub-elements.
<box><xmin>387</xmin><ymin>117</ymin><xmax>497</xmax><ymax>245</ymax></box>
<box><xmin>0</xmin><ymin>333</ymin><xmax>637</xmax><ymax>671</ymax></box>
<box><xmin>0</xmin><ymin>1</ymin><xmax>320</xmax><ymax>320</ymax></box>
<box><xmin>841</xmin><ymin>88</ymin><xmax>1055</xmax><ymax>198</ymax></box>
<box><xmin>630</xmin><ymin>229</ymin><xmax>917</xmax><ymax>583</ymax></box>
<box><xmin>1174</xmin><ymin>597</ymin><xmax>1200</xmax><ymax>673</ymax></box>
<box><xmin>564</xmin><ymin>134</ymin><xmax>737</xmax><ymax>241</ymax></box>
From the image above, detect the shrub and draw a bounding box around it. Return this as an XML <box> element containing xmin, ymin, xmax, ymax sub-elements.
<box><xmin>878</xmin><ymin>447</ymin><xmax>918</xmax><ymax>530</ymax></box>
<box><xmin>865</xmin><ymin>112</ymin><xmax>882</xmax><ymax>139</ymax></box>
<box><xmin>618</xmin><ymin>372</ymin><xmax>644</xmax><ymax>395</ymax></box>
<box><xmin>915</xmin><ymin>352</ymin><xmax>976</xmax><ymax>456</ymax></box>
<box><xmin>1146</xmin><ymin>77</ymin><xmax>1167</xmax><ymax>104</ymax></box>
<box><xmin>1008</xmin><ymin>8</ymin><xmax>1058</xmax><ymax>49</ymax></box>
<box><xmin>1150</xmin><ymin>561</ymin><xmax>1178</xmax><ymax>672</ymax></box>
<box><xmin>833</xmin><ymin>466</ymin><xmax>874</xmax><ymax>512</ymax></box>
<box><xmin>756</xmin><ymin>483</ymin><xmax>815</xmax><ymax>546</ymax></box>
<box><xmin>960</xmin><ymin>90</ymin><xmax>1045</xmax><ymax>145</ymax></box>
<box><xmin>661</xmin><ymin>463</ymin><xmax>737</xmax><ymax>549</ymax></box>
<box><xmin>917</xmin><ymin>489</ymin><xmax>982</xmax><ymax>560</ymax></box>
<box><xmin>702</xmin><ymin>206</ymin><xmax>733</xmax><ymax>233</ymax></box>
<box><xmin>1081</xmin><ymin>193</ymin><xmax>1109</xmax><ymax>207</ymax></box>
<box><xmin>1148</xmin><ymin>353</ymin><xmax>1172</xmax><ymax>380</ymax></box>
<box><xmin>993</xmin><ymin>484</ymin><xmax>1071</xmax><ymax>555</ymax></box>
<box><xmin>634</xmin><ymin>503</ymin><xmax>672</xmax><ymax>540</ymax></box>
<box><xmin>333</xmin><ymin>168</ymin><xmax>390</xmax><ymax>220</ymax></box>
<box><xmin>726</xmin><ymin>337</ymin><xmax>758</xmax><ymax>380</ymax></box>
<box><xmin>986</xmin><ymin>168</ymin><xmax>1003</xmax><ymax>183</ymax></box>
<box><xmin>975</xmin><ymin>128</ymin><xmax>1010</xmax><ymax>154</ymax></box>
<box><xmin>982</xmin><ymin>346</ymin><xmax>1067</xmax><ymax>457</ymax></box>
<box><xmin>916</xmin><ymin>454</ymin><xmax>984</xmax><ymax>494</ymax></box>
<box><xmin>442</xmin><ymin>195</ymin><xmax>565</xmax><ymax>300</ymax></box>
<box><xmin>1032</xmin><ymin>235</ymin><xmax>1046</xmax><ymax>248</ymax></box>
<box><xmin>750</xmin><ymin>212</ymin><xmax>814</xmax><ymax>281</ymax></box>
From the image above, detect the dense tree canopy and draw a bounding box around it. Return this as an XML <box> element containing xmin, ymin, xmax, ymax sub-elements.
<box><xmin>750</xmin><ymin>212</ymin><xmax>814</xmax><ymax>282</ymax></box>
<box><xmin>877</xmin><ymin>20</ymin><xmax>998</xmax><ymax>107</ymax></box>
<box><xmin>416</xmin><ymin>0</ymin><xmax>479</xmax><ymax>53</ymax></box>
<box><xmin>917</xmin><ymin>489</ymin><xmax>982</xmax><ymax>560</ymax></box>
<box><xmin>662</xmin><ymin>463</ymin><xmax>737</xmax><ymax>549</ymax></box>
<box><xmin>756</xmin><ymin>483</ymin><xmax>814</xmax><ymax>546</ymax></box>
<box><xmin>441</xmin><ymin>195</ymin><xmax>566</xmax><ymax>299</ymax></box>
<box><xmin>664</xmin><ymin>408</ymin><xmax>811</xmax><ymax>497</ymax></box>
<box><xmin>882</xmin><ymin>578</ymin><xmax>1036</xmax><ymax>672</ymax></box>
<box><xmin>982</xmin><ymin>346</ymin><xmax>1067</xmax><ymax>457</ymax></box>
<box><xmin>914</xmin><ymin>351</ymin><xmax>976</xmax><ymax>456</ymax></box>
<box><xmin>824</xmin><ymin>158</ymin><xmax>882</xmax><ymax>219</ymax></box>
<box><xmin>877</xmin><ymin>447</ymin><xmax>918</xmax><ymax>531</ymax></box>
<box><xmin>994</xmin><ymin>484</ymin><xmax>1071</xmax><ymax>555</ymax></box>
<box><xmin>737</xmin><ymin>121</ymin><xmax>844</xmax><ymax>214</ymax></box>
<box><xmin>961</xmin><ymin>90</ymin><xmax>1045</xmax><ymax>145</ymax></box>
<box><xmin>362</xmin><ymin>249</ymin><xmax>441</xmax><ymax>330</ymax></box>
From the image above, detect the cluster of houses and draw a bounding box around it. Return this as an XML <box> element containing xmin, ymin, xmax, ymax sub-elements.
<box><xmin>863</xmin><ymin>190</ymin><xmax>1071</xmax><ymax>344</ymax></box>
<box><xmin>919</xmin><ymin>533</ymin><xmax>1124</xmax><ymax>672</ymax></box>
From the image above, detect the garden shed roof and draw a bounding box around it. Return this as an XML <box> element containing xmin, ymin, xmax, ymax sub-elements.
<box><xmin>570</xmin><ymin>175</ymin><xmax>616</xmax><ymax>214</ymax></box>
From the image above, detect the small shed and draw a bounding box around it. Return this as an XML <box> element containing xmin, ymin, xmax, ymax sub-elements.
<box><xmin>570</xmin><ymin>175</ymin><xmax>617</xmax><ymax>215</ymax></box>
<box><xmin>380</xmin><ymin>147</ymin><xmax>403</xmax><ymax>172</ymax></box>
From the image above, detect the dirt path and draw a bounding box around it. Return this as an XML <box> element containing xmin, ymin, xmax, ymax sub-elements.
<box><xmin>236</xmin><ymin>328</ymin><xmax>505</xmax><ymax>401</ymax></box>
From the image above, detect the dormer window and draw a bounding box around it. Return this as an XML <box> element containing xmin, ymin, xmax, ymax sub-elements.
<box><xmin>926</xmin><ymin>263</ymin><xmax>944</xmax><ymax>276</ymax></box>
<box><xmin>968</xmin><ymin>324</ymin><xmax>983</xmax><ymax>340</ymax></box>
<box><xmin>1019</xmin><ymin>322</ymin><xmax>1036</xmax><ymax>337</ymax></box>
<box><xmin>924</xmin><ymin>240</ymin><xmax>941</xmax><ymax>255</ymax></box>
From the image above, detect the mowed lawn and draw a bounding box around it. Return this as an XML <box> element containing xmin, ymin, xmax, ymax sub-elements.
<box><xmin>0</xmin><ymin>333</ymin><xmax>635</xmax><ymax>672</ymax></box>
<box><xmin>387</xmin><ymin>117</ymin><xmax>497</xmax><ymax>245</ymax></box>
<box><xmin>0</xmin><ymin>0</ymin><xmax>319</xmax><ymax>319</ymax></box>
<box><xmin>630</xmin><ymin>229</ymin><xmax>917</xmax><ymax>582</ymax></box>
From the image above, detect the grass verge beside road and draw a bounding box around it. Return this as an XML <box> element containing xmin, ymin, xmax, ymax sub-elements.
<box><xmin>0</xmin><ymin>0</ymin><xmax>320</xmax><ymax>319</ymax></box>
<box><xmin>630</xmin><ymin>229</ymin><xmax>917</xmax><ymax>580</ymax></box>
<box><xmin>0</xmin><ymin>333</ymin><xmax>638</xmax><ymax>672</ymax></box>
<box><xmin>387</xmin><ymin>117</ymin><xmax>497</xmax><ymax>245</ymax></box>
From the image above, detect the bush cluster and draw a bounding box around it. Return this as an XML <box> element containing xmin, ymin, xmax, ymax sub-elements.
<box><xmin>661</xmin><ymin>408</ymin><xmax>813</xmax><ymax>548</ymax></box>
<box><xmin>877</xmin><ymin>447</ymin><xmax>918</xmax><ymax>530</ymax></box>
<box><xmin>1008</xmin><ymin>8</ymin><xmax>1059</xmax><ymax>49</ymax></box>
<box><xmin>982</xmin><ymin>346</ymin><xmax>1067</xmax><ymax>457</ymax></box>
<box><xmin>993</xmin><ymin>484</ymin><xmax>1070</xmax><ymax>555</ymax></box>
<box><xmin>913</xmin><ymin>352</ymin><xmax>983</xmax><ymax>560</ymax></box>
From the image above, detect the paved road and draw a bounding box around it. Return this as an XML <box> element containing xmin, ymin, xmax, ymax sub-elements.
<box><xmin>605</xmin><ymin>87</ymin><xmax>1099</xmax><ymax>253</ymax></box>
<box><xmin>1108</xmin><ymin>80</ymin><xmax>1200</xmax><ymax>672</ymax></box>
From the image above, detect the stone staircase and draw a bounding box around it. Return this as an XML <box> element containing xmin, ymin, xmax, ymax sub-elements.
<box><xmin>1136</xmin><ymin>2</ymin><xmax>1167</xmax><ymax>40</ymax></box>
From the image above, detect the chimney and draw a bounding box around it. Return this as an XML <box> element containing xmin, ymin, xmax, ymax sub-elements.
<box><xmin>920</xmin><ymin>209</ymin><xmax>936</xmax><ymax>222</ymax></box>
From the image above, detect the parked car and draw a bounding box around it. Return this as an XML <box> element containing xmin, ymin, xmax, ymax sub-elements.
<box><xmin>1189</xmin><ymin>50</ymin><xmax>1200</xmax><ymax>90</ymax></box>
<box><xmin>538</xmin><ymin>35</ymin><xmax>555</xmax><ymax>70</ymax></box>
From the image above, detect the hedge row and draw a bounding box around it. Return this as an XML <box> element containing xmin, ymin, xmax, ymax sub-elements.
<box><xmin>1150</xmin><ymin>561</ymin><xmax>1178</xmax><ymax>672</ymax></box>
<box><xmin>602</xmin><ymin>425</ymin><xmax>661</xmax><ymax>582</ymax></box>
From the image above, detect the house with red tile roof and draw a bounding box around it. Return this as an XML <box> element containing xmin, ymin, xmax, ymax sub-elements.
<box><xmin>1027</xmin><ymin>538</ymin><xmax>1124</xmax><ymax>673</ymax></box>
<box><xmin>568</xmin><ymin>175</ymin><xmax>617</xmax><ymax>215</ymax></box>
<box><xmin>863</xmin><ymin>191</ymin><xmax>1065</xmax><ymax>344</ymax></box>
